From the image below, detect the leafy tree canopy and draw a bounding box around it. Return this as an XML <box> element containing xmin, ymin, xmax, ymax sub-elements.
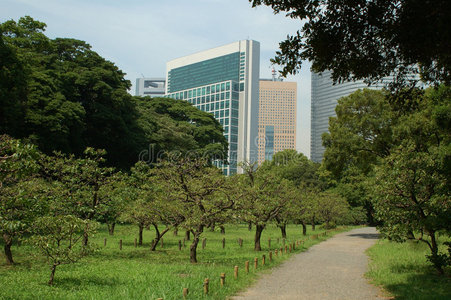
<box><xmin>1</xmin><ymin>17</ymin><xmax>227</xmax><ymax>170</ymax></box>
<box><xmin>250</xmin><ymin>0</ymin><xmax>451</xmax><ymax>85</ymax></box>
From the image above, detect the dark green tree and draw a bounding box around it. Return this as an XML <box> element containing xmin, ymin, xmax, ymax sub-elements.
<box><xmin>249</xmin><ymin>0</ymin><xmax>450</xmax><ymax>85</ymax></box>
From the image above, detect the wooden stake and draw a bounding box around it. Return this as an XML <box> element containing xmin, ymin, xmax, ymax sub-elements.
<box><xmin>280</xmin><ymin>247</ymin><xmax>283</xmax><ymax>255</ymax></box>
<box><xmin>234</xmin><ymin>266</ymin><xmax>238</xmax><ymax>279</ymax></box>
<box><xmin>254</xmin><ymin>257</ymin><xmax>258</xmax><ymax>269</ymax></box>
<box><xmin>268</xmin><ymin>238</ymin><xmax>271</xmax><ymax>249</ymax></box>
<box><xmin>160</xmin><ymin>238</ymin><xmax>164</xmax><ymax>248</ymax></box>
<box><xmin>202</xmin><ymin>238</ymin><xmax>206</xmax><ymax>249</ymax></box>
<box><xmin>289</xmin><ymin>244</ymin><xmax>292</xmax><ymax>253</ymax></box>
<box><xmin>104</xmin><ymin>238</ymin><xmax>107</xmax><ymax>246</ymax></box>
<box><xmin>269</xmin><ymin>251</ymin><xmax>272</xmax><ymax>262</ymax></box>
<box><xmin>275</xmin><ymin>249</ymin><xmax>278</xmax><ymax>256</ymax></box>
<box><xmin>134</xmin><ymin>238</ymin><xmax>137</xmax><ymax>248</ymax></box>
<box><xmin>220</xmin><ymin>273</ymin><xmax>225</xmax><ymax>287</ymax></box>
<box><xmin>222</xmin><ymin>238</ymin><xmax>225</xmax><ymax>249</ymax></box>
<box><xmin>178</xmin><ymin>240</ymin><xmax>182</xmax><ymax>251</ymax></box>
<box><xmin>203</xmin><ymin>278</ymin><xmax>209</xmax><ymax>295</ymax></box>
<box><xmin>262</xmin><ymin>254</ymin><xmax>266</xmax><ymax>266</ymax></box>
<box><xmin>182</xmin><ymin>288</ymin><xmax>189</xmax><ymax>299</ymax></box>
<box><xmin>285</xmin><ymin>245</ymin><xmax>288</xmax><ymax>253</ymax></box>
<box><xmin>245</xmin><ymin>261</ymin><xmax>249</xmax><ymax>273</ymax></box>
<box><xmin>183</xmin><ymin>238</ymin><xmax>186</xmax><ymax>247</ymax></box>
<box><xmin>119</xmin><ymin>239</ymin><xmax>122</xmax><ymax>250</ymax></box>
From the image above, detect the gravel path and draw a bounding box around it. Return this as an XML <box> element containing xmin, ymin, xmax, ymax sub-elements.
<box><xmin>232</xmin><ymin>227</ymin><xmax>386</xmax><ymax>300</ymax></box>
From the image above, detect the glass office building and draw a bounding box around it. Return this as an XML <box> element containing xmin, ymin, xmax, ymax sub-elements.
<box><xmin>166</xmin><ymin>40</ymin><xmax>260</xmax><ymax>175</ymax></box>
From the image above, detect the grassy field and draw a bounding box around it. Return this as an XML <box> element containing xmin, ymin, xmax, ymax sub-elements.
<box><xmin>366</xmin><ymin>237</ymin><xmax>451</xmax><ymax>300</ymax></box>
<box><xmin>0</xmin><ymin>223</ymin><xmax>348</xmax><ymax>299</ymax></box>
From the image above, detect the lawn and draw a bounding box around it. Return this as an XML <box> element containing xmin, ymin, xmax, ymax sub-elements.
<box><xmin>0</xmin><ymin>223</ymin><xmax>348</xmax><ymax>299</ymax></box>
<box><xmin>366</xmin><ymin>236</ymin><xmax>451</xmax><ymax>300</ymax></box>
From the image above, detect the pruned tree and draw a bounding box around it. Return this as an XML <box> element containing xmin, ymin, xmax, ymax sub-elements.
<box><xmin>0</xmin><ymin>135</ymin><xmax>41</xmax><ymax>264</ymax></box>
<box><xmin>31</xmin><ymin>215</ymin><xmax>97</xmax><ymax>285</ymax></box>
<box><xmin>236</xmin><ymin>162</ymin><xmax>291</xmax><ymax>251</ymax></box>
<box><xmin>155</xmin><ymin>158</ymin><xmax>233</xmax><ymax>263</ymax></box>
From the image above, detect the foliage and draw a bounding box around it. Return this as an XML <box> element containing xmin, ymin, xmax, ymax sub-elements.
<box><xmin>371</xmin><ymin>87</ymin><xmax>451</xmax><ymax>274</ymax></box>
<box><xmin>31</xmin><ymin>215</ymin><xmax>97</xmax><ymax>285</ymax></box>
<box><xmin>235</xmin><ymin>162</ymin><xmax>292</xmax><ymax>250</ymax></box>
<box><xmin>155</xmin><ymin>158</ymin><xmax>233</xmax><ymax>262</ymax></box>
<box><xmin>134</xmin><ymin>97</ymin><xmax>228</xmax><ymax>164</ymax></box>
<box><xmin>314</xmin><ymin>190</ymin><xmax>350</xmax><ymax>229</ymax></box>
<box><xmin>1</xmin><ymin>17</ymin><xmax>227</xmax><ymax>170</ymax></box>
<box><xmin>0</xmin><ymin>134</ymin><xmax>42</xmax><ymax>264</ymax></box>
<box><xmin>249</xmin><ymin>0</ymin><xmax>450</xmax><ymax>85</ymax></box>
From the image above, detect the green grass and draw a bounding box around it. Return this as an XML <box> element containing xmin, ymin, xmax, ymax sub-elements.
<box><xmin>0</xmin><ymin>224</ymin><xmax>349</xmax><ymax>300</ymax></box>
<box><xmin>366</xmin><ymin>237</ymin><xmax>451</xmax><ymax>300</ymax></box>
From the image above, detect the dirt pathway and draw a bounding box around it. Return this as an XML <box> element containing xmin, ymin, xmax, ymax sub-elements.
<box><xmin>232</xmin><ymin>227</ymin><xmax>385</xmax><ymax>300</ymax></box>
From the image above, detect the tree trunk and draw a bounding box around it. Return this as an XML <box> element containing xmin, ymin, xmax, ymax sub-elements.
<box><xmin>311</xmin><ymin>216</ymin><xmax>316</xmax><ymax>231</ymax></box>
<box><xmin>150</xmin><ymin>224</ymin><xmax>170</xmax><ymax>251</ymax></box>
<box><xmin>82</xmin><ymin>222</ymin><xmax>90</xmax><ymax>246</ymax></box>
<box><xmin>190</xmin><ymin>226</ymin><xmax>204</xmax><ymax>263</ymax></box>
<box><xmin>173</xmin><ymin>226</ymin><xmax>178</xmax><ymax>236</ymax></box>
<box><xmin>279</xmin><ymin>224</ymin><xmax>287</xmax><ymax>239</ymax></box>
<box><xmin>48</xmin><ymin>264</ymin><xmax>58</xmax><ymax>285</ymax></box>
<box><xmin>3</xmin><ymin>234</ymin><xmax>14</xmax><ymax>265</ymax></box>
<box><xmin>210</xmin><ymin>223</ymin><xmax>215</xmax><ymax>232</ymax></box>
<box><xmin>185</xmin><ymin>230</ymin><xmax>190</xmax><ymax>241</ymax></box>
<box><xmin>138</xmin><ymin>224</ymin><xmax>144</xmax><ymax>246</ymax></box>
<box><xmin>302</xmin><ymin>221</ymin><xmax>307</xmax><ymax>236</ymax></box>
<box><xmin>429</xmin><ymin>231</ymin><xmax>444</xmax><ymax>275</ymax></box>
<box><xmin>220</xmin><ymin>225</ymin><xmax>225</xmax><ymax>235</ymax></box>
<box><xmin>107</xmin><ymin>223</ymin><xmax>116</xmax><ymax>235</ymax></box>
<box><xmin>406</xmin><ymin>230</ymin><xmax>415</xmax><ymax>240</ymax></box>
<box><xmin>248</xmin><ymin>222</ymin><xmax>252</xmax><ymax>231</ymax></box>
<box><xmin>254</xmin><ymin>224</ymin><xmax>265</xmax><ymax>251</ymax></box>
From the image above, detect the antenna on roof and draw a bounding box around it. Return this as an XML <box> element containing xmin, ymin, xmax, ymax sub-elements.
<box><xmin>141</xmin><ymin>73</ymin><xmax>145</xmax><ymax>78</ymax></box>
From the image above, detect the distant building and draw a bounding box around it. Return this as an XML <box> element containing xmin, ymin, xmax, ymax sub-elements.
<box><xmin>165</xmin><ymin>40</ymin><xmax>260</xmax><ymax>175</ymax></box>
<box><xmin>135</xmin><ymin>78</ymin><xmax>166</xmax><ymax>97</ymax></box>
<box><xmin>258</xmin><ymin>78</ymin><xmax>297</xmax><ymax>164</ymax></box>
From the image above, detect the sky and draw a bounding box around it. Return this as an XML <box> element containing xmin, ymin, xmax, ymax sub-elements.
<box><xmin>1</xmin><ymin>0</ymin><xmax>312</xmax><ymax>157</ymax></box>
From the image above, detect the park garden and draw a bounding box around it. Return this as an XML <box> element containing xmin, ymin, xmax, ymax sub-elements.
<box><xmin>1</xmin><ymin>3</ymin><xmax>451</xmax><ymax>298</ymax></box>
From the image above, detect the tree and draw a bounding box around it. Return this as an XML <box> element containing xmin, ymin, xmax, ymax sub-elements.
<box><xmin>135</xmin><ymin>97</ymin><xmax>228</xmax><ymax>164</ymax></box>
<box><xmin>0</xmin><ymin>135</ymin><xmax>41</xmax><ymax>264</ymax></box>
<box><xmin>249</xmin><ymin>0</ymin><xmax>450</xmax><ymax>85</ymax></box>
<box><xmin>155</xmin><ymin>158</ymin><xmax>233</xmax><ymax>262</ymax></box>
<box><xmin>371</xmin><ymin>85</ymin><xmax>451</xmax><ymax>275</ymax></box>
<box><xmin>236</xmin><ymin>162</ymin><xmax>291</xmax><ymax>251</ymax></box>
<box><xmin>31</xmin><ymin>215</ymin><xmax>97</xmax><ymax>285</ymax></box>
<box><xmin>314</xmin><ymin>190</ymin><xmax>350</xmax><ymax>229</ymax></box>
<box><xmin>321</xmin><ymin>89</ymin><xmax>394</xmax><ymax>222</ymax></box>
<box><xmin>39</xmin><ymin>148</ymin><xmax>114</xmax><ymax>246</ymax></box>
<box><xmin>0</xmin><ymin>17</ymin><xmax>142</xmax><ymax>169</ymax></box>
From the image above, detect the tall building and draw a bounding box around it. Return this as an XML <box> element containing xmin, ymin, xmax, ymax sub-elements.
<box><xmin>258</xmin><ymin>78</ymin><xmax>297</xmax><ymax>164</ymax></box>
<box><xmin>135</xmin><ymin>78</ymin><xmax>166</xmax><ymax>97</ymax></box>
<box><xmin>165</xmin><ymin>40</ymin><xmax>260</xmax><ymax>175</ymax></box>
<box><xmin>310</xmin><ymin>70</ymin><xmax>406</xmax><ymax>162</ymax></box>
